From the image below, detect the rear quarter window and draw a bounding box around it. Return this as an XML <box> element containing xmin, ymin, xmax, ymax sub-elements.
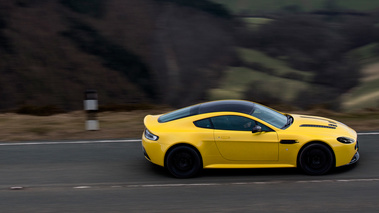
<box><xmin>158</xmin><ymin>106</ymin><xmax>192</xmax><ymax>123</ymax></box>
<box><xmin>194</xmin><ymin>118</ymin><xmax>213</xmax><ymax>129</ymax></box>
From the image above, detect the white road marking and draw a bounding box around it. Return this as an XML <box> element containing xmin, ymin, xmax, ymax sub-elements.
<box><xmin>4</xmin><ymin>178</ymin><xmax>379</xmax><ymax>191</ymax></box>
<box><xmin>358</xmin><ymin>132</ymin><xmax>379</xmax><ymax>135</ymax></box>
<box><xmin>9</xmin><ymin>186</ymin><xmax>25</xmax><ymax>190</ymax></box>
<box><xmin>0</xmin><ymin>139</ymin><xmax>141</xmax><ymax>146</ymax></box>
<box><xmin>73</xmin><ymin>186</ymin><xmax>92</xmax><ymax>189</ymax></box>
<box><xmin>66</xmin><ymin>178</ymin><xmax>379</xmax><ymax>190</ymax></box>
<box><xmin>127</xmin><ymin>178</ymin><xmax>379</xmax><ymax>188</ymax></box>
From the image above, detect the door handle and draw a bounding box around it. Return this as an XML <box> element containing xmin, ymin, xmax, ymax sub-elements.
<box><xmin>218</xmin><ymin>136</ymin><xmax>230</xmax><ymax>139</ymax></box>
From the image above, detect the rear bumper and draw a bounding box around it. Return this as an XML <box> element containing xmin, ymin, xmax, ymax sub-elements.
<box><xmin>141</xmin><ymin>136</ymin><xmax>166</xmax><ymax>167</ymax></box>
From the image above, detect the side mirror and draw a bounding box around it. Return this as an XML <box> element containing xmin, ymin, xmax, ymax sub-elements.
<box><xmin>252</xmin><ymin>125</ymin><xmax>262</xmax><ymax>133</ymax></box>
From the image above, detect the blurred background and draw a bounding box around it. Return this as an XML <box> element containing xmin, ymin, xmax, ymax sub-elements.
<box><xmin>0</xmin><ymin>0</ymin><xmax>379</xmax><ymax>113</ymax></box>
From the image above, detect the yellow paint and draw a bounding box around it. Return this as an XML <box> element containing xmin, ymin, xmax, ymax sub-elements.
<box><xmin>142</xmin><ymin>101</ymin><xmax>358</xmax><ymax>171</ymax></box>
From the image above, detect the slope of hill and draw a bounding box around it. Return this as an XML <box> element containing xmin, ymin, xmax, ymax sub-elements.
<box><xmin>212</xmin><ymin>0</ymin><xmax>379</xmax><ymax>15</ymax></box>
<box><xmin>1</xmin><ymin>0</ymin><xmax>378</xmax><ymax>113</ymax></box>
<box><xmin>210</xmin><ymin>0</ymin><xmax>379</xmax><ymax>111</ymax></box>
<box><xmin>0</xmin><ymin>0</ymin><xmax>235</xmax><ymax>110</ymax></box>
<box><xmin>342</xmin><ymin>43</ymin><xmax>379</xmax><ymax>111</ymax></box>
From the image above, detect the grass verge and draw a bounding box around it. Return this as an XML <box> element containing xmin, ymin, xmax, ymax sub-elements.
<box><xmin>0</xmin><ymin>108</ymin><xmax>378</xmax><ymax>142</ymax></box>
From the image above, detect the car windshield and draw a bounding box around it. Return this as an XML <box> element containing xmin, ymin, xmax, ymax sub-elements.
<box><xmin>250</xmin><ymin>104</ymin><xmax>289</xmax><ymax>129</ymax></box>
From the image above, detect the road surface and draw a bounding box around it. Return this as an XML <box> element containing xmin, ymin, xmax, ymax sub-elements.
<box><xmin>0</xmin><ymin>134</ymin><xmax>378</xmax><ymax>212</ymax></box>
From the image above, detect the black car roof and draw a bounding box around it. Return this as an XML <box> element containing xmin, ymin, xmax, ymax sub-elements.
<box><xmin>195</xmin><ymin>100</ymin><xmax>255</xmax><ymax>115</ymax></box>
<box><xmin>158</xmin><ymin>100</ymin><xmax>256</xmax><ymax>123</ymax></box>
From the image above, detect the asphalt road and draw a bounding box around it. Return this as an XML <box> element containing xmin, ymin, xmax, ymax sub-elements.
<box><xmin>0</xmin><ymin>134</ymin><xmax>378</xmax><ymax>213</ymax></box>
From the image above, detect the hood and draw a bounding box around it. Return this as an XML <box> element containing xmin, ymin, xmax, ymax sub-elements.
<box><xmin>289</xmin><ymin>114</ymin><xmax>357</xmax><ymax>138</ymax></box>
<box><xmin>294</xmin><ymin>114</ymin><xmax>338</xmax><ymax>129</ymax></box>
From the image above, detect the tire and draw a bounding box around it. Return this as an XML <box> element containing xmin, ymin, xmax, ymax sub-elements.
<box><xmin>298</xmin><ymin>143</ymin><xmax>334</xmax><ymax>175</ymax></box>
<box><xmin>165</xmin><ymin>146</ymin><xmax>202</xmax><ymax>178</ymax></box>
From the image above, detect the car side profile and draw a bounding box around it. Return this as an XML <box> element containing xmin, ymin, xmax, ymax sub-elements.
<box><xmin>142</xmin><ymin>100</ymin><xmax>359</xmax><ymax>178</ymax></box>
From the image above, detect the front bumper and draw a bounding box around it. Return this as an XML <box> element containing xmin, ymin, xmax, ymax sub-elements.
<box><xmin>142</xmin><ymin>146</ymin><xmax>151</xmax><ymax>161</ymax></box>
<box><xmin>346</xmin><ymin>151</ymin><xmax>360</xmax><ymax>165</ymax></box>
<box><xmin>347</xmin><ymin>139</ymin><xmax>360</xmax><ymax>165</ymax></box>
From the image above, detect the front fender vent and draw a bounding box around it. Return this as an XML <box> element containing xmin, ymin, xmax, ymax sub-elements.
<box><xmin>300</xmin><ymin>124</ymin><xmax>336</xmax><ymax>129</ymax></box>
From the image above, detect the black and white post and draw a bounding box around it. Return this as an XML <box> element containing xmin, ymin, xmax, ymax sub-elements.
<box><xmin>84</xmin><ymin>90</ymin><xmax>99</xmax><ymax>130</ymax></box>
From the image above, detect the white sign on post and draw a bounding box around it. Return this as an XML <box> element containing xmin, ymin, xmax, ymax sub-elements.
<box><xmin>84</xmin><ymin>90</ymin><xmax>99</xmax><ymax>131</ymax></box>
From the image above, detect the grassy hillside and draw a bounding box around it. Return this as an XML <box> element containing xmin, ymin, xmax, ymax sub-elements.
<box><xmin>212</xmin><ymin>0</ymin><xmax>321</xmax><ymax>14</ymax></box>
<box><xmin>210</xmin><ymin>44</ymin><xmax>379</xmax><ymax>111</ymax></box>
<box><xmin>208</xmin><ymin>66</ymin><xmax>310</xmax><ymax>102</ymax></box>
<box><xmin>212</xmin><ymin>0</ymin><xmax>379</xmax><ymax>15</ymax></box>
<box><xmin>237</xmin><ymin>48</ymin><xmax>314</xmax><ymax>81</ymax></box>
<box><xmin>348</xmin><ymin>43</ymin><xmax>379</xmax><ymax>66</ymax></box>
<box><xmin>1</xmin><ymin>0</ymin><xmax>378</xmax><ymax>113</ymax></box>
<box><xmin>208</xmin><ymin>48</ymin><xmax>314</xmax><ymax>105</ymax></box>
<box><xmin>0</xmin><ymin>0</ymin><xmax>235</xmax><ymax>110</ymax></box>
<box><xmin>0</xmin><ymin>0</ymin><xmax>155</xmax><ymax>110</ymax></box>
<box><xmin>342</xmin><ymin>43</ymin><xmax>379</xmax><ymax>111</ymax></box>
<box><xmin>209</xmin><ymin>0</ymin><xmax>379</xmax><ymax>111</ymax></box>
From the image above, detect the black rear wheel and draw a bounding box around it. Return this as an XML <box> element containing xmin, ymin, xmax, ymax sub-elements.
<box><xmin>165</xmin><ymin>146</ymin><xmax>202</xmax><ymax>178</ymax></box>
<box><xmin>298</xmin><ymin>143</ymin><xmax>334</xmax><ymax>175</ymax></box>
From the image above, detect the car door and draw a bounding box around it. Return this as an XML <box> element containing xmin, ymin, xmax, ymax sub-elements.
<box><xmin>212</xmin><ymin>115</ymin><xmax>279</xmax><ymax>161</ymax></box>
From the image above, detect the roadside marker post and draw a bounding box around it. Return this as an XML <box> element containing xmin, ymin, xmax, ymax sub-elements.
<box><xmin>84</xmin><ymin>90</ymin><xmax>99</xmax><ymax>130</ymax></box>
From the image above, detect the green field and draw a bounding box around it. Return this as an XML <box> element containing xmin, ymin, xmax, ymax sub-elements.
<box><xmin>342</xmin><ymin>64</ymin><xmax>379</xmax><ymax>111</ymax></box>
<box><xmin>210</xmin><ymin>46</ymin><xmax>379</xmax><ymax>111</ymax></box>
<box><xmin>342</xmin><ymin>43</ymin><xmax>379</xmax><ymax>111</ymax></box>
<box><xmin>212</xmin><ymin>0</ymin><xmax>379</xmax><ymax>14</ymax></box>
<box><xmin>237</xmin><ymin>48</ymin><xmax>314</xmax><ymax>81</ymax></box>
<box><xmin>242</xmin><ymin>17</ymin><xmax>273</xmax><ymax>30</ymax></box>
<box><xmin>209</xmin><ymin>0</ymin><xmax>379</xmax><ymax>111</ymax></box>
<box><xmin>208</xmin><ymin>48</ymin><xmax>313</xmax><ymax>103</ymax></box>
<box><xmin>348</xmin><ymin>43</ymin><xmax>379</xmax><ymax>65</ymax></box>
<box><xmin>208</xmin><ymin>66</ymin><xmax>309</xmax><ymax>102</ymax></box>
<box><xmin>212</xmin><ymin>0</ymin><xmax>323</xmax><ymax>14</ymax></box>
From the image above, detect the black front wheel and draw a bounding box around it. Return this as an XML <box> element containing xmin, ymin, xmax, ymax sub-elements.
<box><xmin>298</xmin><ymin>143</ymin><xmax>334</xmax><ymax>175</ymax></box>
<box><xmin>165</xmin><ymin>146</ymin><xmax>202</xmax><ymax>178</ymax></box>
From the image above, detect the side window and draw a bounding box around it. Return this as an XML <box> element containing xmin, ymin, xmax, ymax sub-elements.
<box><xmin>211</xmin><ymin>115</ymin><xmax>254</xmax><ymax>131</ymax></box>
<box><xmin>211</xmin><ymin>115</ymin><xmax>274</xmax><ymax>132</ymax></box>
<box><xmin>194</xmin><ymin>118</ymin><xmax>213</xmax><ymax>129</ymax></box>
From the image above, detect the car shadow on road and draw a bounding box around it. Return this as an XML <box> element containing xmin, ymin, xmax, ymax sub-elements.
<box><xmin>144</xmin><ymin>161</ymin><xmax>359</xmax><ymax>179</ymax></box>
<box><xmin>147</xmin><ymin>163</ymin><xmax>173</xmax><ymax>178</ymax></box>
<box><xmin>201</xmin><ymin>163</ymin><xmax>359</xmax><ymax>178</ymax></box>
<box><xmin>332</xmin><ymin>162</ymin><xmax>358</xmax><ymax>175</ymax></box>
<box><xmin>201</xmin><ymin>167</ymin><xmax>301</xmax><ymax>178</ymax></box>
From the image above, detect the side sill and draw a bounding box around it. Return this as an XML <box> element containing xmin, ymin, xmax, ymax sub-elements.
<box><xmin>203</xmin><ymin>164</ymin><xmax>296</xmax><ymax>169</ymax></box>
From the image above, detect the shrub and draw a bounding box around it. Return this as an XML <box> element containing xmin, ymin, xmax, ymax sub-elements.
<box><xmin>61</xmin><ymin>19</ymin><xmax>156</xmax><ymax>98</ymax></box>
<box><xmin>293</xmin><ymin>87</ymin><xmax>341</xmax><ymax>110</ymax></box>
<box><xmin>60</xmin><ymin>0</ymin><xmax>105</xmax><ymax>18</ymax></box>
<box><xmin>243</xmin><ymin>81</ymin><xmax>281</xmax><ymax>106</ymax></box>
<box><xmin>155</xmin><ymin>0</ymin><xmax>232</xmax><ymax>19</ymax></box>
<box><xmin>16</xmin><ymin>105</ymin><xmax>65</xmax><ymax>116</ymax></box>
<box><xmin>98</xmin><ymin>103</ymin><xmax>157</xmax><ymax>112</ymax></box>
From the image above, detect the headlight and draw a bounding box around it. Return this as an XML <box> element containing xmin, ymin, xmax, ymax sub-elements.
<box><xmin>144</xmin><ymin>128</ymin><xmax>159</xmax><ymax>141</ymax></box>
<box><xmin>337</xmin><ymin>137</ymin><xmax>355</xmax><ymax>144</ymax></box>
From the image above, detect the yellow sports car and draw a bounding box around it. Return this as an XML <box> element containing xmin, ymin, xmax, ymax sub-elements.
<box><xmin>142</xmin><ymin>100</ymin><xmax>359</xmax><ymax>178</ymax></box>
